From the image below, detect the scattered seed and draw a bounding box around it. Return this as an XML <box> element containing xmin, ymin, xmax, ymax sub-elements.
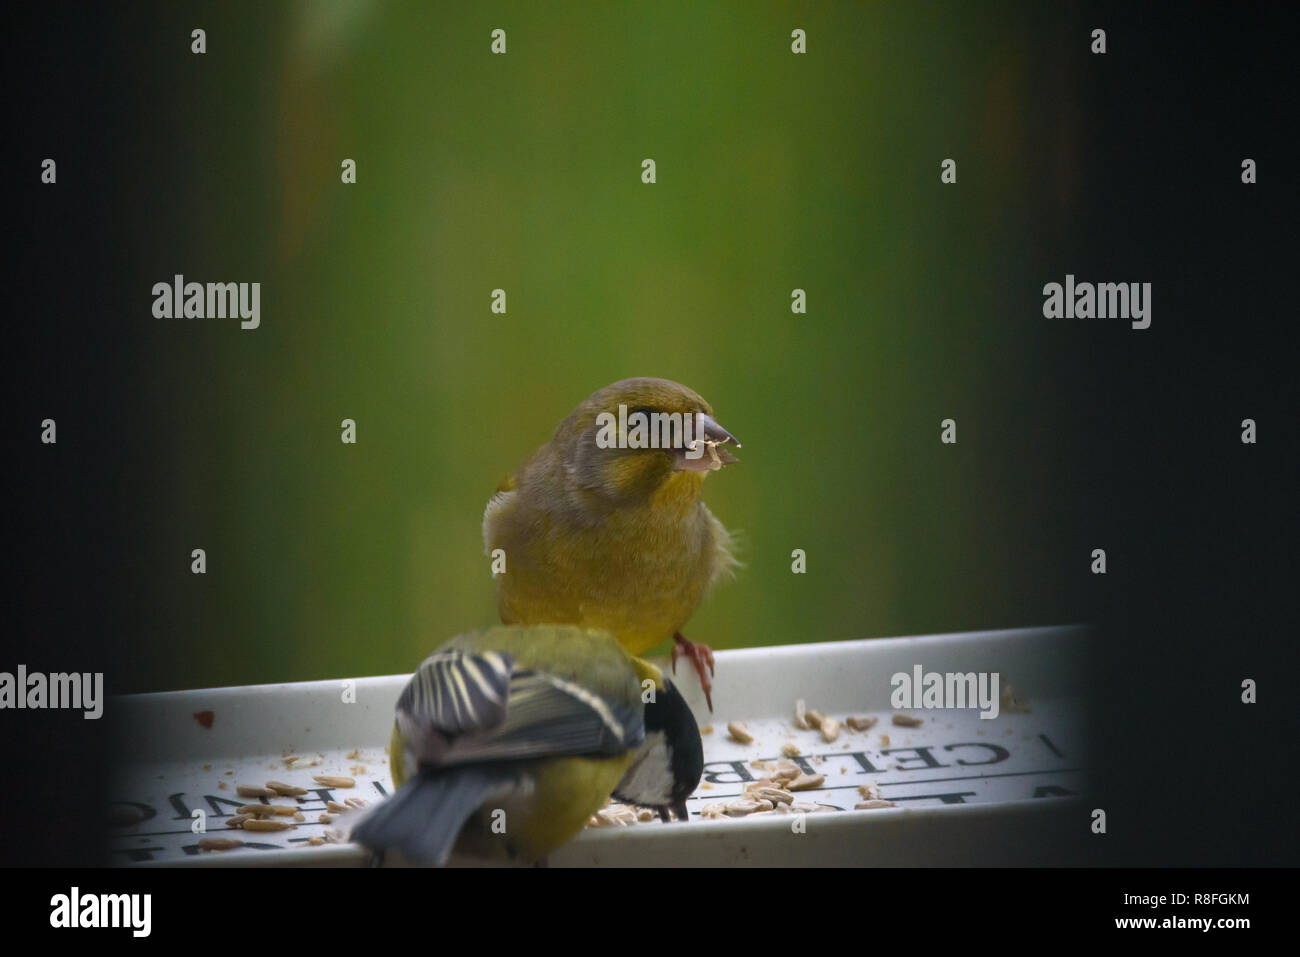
<box><xmin>855</xmin><ymin>799</ymin><xmax>898</xmax><ymax>810</ymax></box>
<box><xmin>879</xmin><ymin>734</ymin><xmax>891</xmax><ymax>746</ymax></box>
<box><xmin>805</xmin><ymin>709</ymin><xmax>826</xmax><ymax>730</ymax></box>
<box><xmin>242</xmin><ymin>818</ymin><xmax>293</xmax><ymax>831</ymax></box>
<box><xmin>346</xmin><ymin>749</ymin><xmax>360</xmax><ymax>760</ymax></box>
<box><xmin>327</xmin><ymin>801</ymin><xmax>349</xmax><ymax>814</ymax></box>
<box><xmin>322</xmin><ymin>828</ymin><xmax>345</xmax><ymax>843</ymax></box>
<box><xmin>788</xmin><ymin>773</ymin><xmax>825</xmax><ymax>791</ymax></box>
<box><xmin>307</xmin><ymin>836</ymin><xmax>326</xmax><ymax>846</ymax></box>
<box><xmin>285</xmin><ymin>755</ymin><xmax>321</xmax><ymax>770</ymax></box>
<box><xmin>226</xmin><ymin>816</ymin><xmax>250</xmax><ymax>829</ymax></box>
<box><xmin>820</xmin><ymin>717</ymin><xmax>841</xmax><ymax>743</ymax></box>
<box><xmin>700</xmin><ymin>803</ymin><xmax>727</xmax><ymax>819</ymax></box>
<box><xmin>847</xmin><ymin>715</ymin><xmax>877</xmax><ymax>731</ymax></box>
<box><xmin>198</xmin><ymin>837</ymin><xmax>243</xmax><ymax>851</ymax></box>
<box><xmin>636</xmin><ymin>808</ymin><xmax>656</xmax><ymax>822</ymax></box>
<box><xmin>793</xmin><ymin>699</ymin><xmax>811</xmax><ymax>730</ymax></box>
<box><xmin>726</xmin><ymin>722</ymin><xmax>753</xmax><ymax>745</ymax></box>
<box><xmin>318</xmin><ymin>813</ymin><xmax>335</xmax><ymax>824</ymax></box>
<box><xmin>892</xmin><ymin>713</ymin><xmax>923</xmax><ymax>727</ymax></box>
<box><xmin>293</xmin><ymin>811</ymin><xmax>305</xmax><ymax>822</ymax></box>
<box><xmin>313</xmin><ymin>775</ymin><xmax>355</xmax><ymax>789</ymax></box>
<box><xmin>266</xmin><ymin>781</ymin><xmax>308</xmax><ymax>797</ymax></box>
<box><xmin>746</xmin><ymin>785</ymin><xmax>794</xmax><ymax>805</ymax></box>
<box><xmin>344</xmin><ymin>797</ymin><xmax>367</xmax><ymax>810</ymax></box>
<box><xmin>236</xmin><ymin>785</ymin><xmax>275</xmax><ymax>798</ymax></box>
<box><xmin>780</xmin><ymin>742</ymin><xmax>800</xmax><ymax>758</ymax></box>
<box><xmin>724</xmin><ymin>797</ymin><xmax>774</xmax><ymax>816</ymax></box>
<box><xmin>858</xmin><ymin>782</ymin><xmax>882</xmax><ymax>801</ymax></box>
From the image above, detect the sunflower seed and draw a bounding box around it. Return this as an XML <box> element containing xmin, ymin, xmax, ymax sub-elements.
<box><xmin>266</xmin><ymin>781</ymin><xmax>308</xmax><ymax>796</ymax></box>
<box><xmin>746</xmin><ymin>786</ymin><xmax>794</xmax><ymax>805</ymax></box>
<box><xmin>724</xmin><ymin>797</ymin><xmax>774</xmax><ymax>816</ymax></box>
<box><xmin>313</xmin><ymin>775</ymin><xmax>355</xmax><ymax>789</ymax></box>
<box><xmin>198</xmin><ymin>837</ymin><xmax>244</xmax><ymax>851</ymax></box>
<box><xmin>726</xmin><ymin>722</ymin><xmax>753</xmax><ymax>745</ymax></box>
<box><xmin>793</xmin><ymin>699</ymin><xmax>811</xmax><ymax>730</ymax></box>
<box><xmin>242</xmin><ymin>818</ymin><xmax>293</xmax><ymax>831</ymax></box>
<box><xmin>788</xmin><ymin>773</ymin><xmax>825</xmax><ymax>791</ymax></box>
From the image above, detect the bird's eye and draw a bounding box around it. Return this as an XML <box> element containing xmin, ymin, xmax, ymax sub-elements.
<box><xmin>628</xmin><ymin>405</ymin><xmax>656</xmax><ymax>418</ymax></box>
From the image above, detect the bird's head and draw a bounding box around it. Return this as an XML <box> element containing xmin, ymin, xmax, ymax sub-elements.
<box><xmin>557</xmin><ymin>377</ymin><xmax>741</xmax><ymax>504</ymax></box>
<box><xmin>612</xmin><ymin>677</ymin><xmax>705</xmax><ymax>822</ymax></box>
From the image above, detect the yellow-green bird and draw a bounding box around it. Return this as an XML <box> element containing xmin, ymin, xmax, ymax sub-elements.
<box><xmin>483</xmin><ymin>377</ymin><xmax>741</xmax><ymax>710</ymax></box>
<box><xmin>351</xmin><ymin>625</ymin><xmax>703</xmax><ymax>866</ymax></box>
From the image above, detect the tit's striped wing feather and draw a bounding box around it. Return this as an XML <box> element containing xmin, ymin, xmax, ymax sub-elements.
<box><xmin>397</xmin><ymin>649</ymin><xmax>644</xmax><ymax>769</ymax></box>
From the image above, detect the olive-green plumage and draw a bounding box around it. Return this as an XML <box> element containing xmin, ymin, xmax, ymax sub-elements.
<box><xmin>483</xmin><ymin>378</ymin><xmax>740</xmax><ymax>660</ymax></box>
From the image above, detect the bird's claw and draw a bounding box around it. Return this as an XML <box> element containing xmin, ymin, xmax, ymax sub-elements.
<box><xmin>672</xmin><ymin>632</ymin><xmax>715</xmax><ymax>711</ymax></box>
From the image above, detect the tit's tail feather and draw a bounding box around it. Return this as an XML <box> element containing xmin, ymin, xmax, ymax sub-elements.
<box><xmin>351</xmin><ymin>766</ymin><xmax>517</xmax><ymax>866</ymax></box>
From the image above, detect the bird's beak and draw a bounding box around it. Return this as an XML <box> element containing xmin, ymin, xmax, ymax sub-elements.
<box><xmin>674</xmin><ymin>413</ymin><xmax>741</xmax><ymax>472</ymax></box>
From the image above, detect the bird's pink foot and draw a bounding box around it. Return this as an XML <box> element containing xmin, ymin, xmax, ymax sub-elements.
<box><xmin>671</xmin><ymin>632</ymin><xmax>715</xmax><ymax>712</ymax></box>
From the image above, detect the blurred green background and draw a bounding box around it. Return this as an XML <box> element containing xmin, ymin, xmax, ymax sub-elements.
<box><xmin>113</xmin><ymin>1</ymin><xmax>1100</xmax><ymax>691</ymax></box>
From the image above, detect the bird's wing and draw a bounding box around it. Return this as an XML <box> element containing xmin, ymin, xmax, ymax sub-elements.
<box><xmin>396</xmin><ymin>649</ymin><xmax>644</xmax><ymax>770</ymax></box>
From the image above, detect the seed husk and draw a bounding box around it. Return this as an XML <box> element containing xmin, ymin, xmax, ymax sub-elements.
<box><xmin>847</xmin><ymin>715</ymin><xmax>877</xmax><ymax>731</ymax></box>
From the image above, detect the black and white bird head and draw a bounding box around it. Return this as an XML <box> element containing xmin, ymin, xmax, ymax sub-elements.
<box><xmin>611</xmin><ymin>678</ymin><xmax>704</xmax><ymax>821</ymax></box>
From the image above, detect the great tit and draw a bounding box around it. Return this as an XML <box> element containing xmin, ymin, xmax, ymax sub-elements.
<box><xmin>351</xmin><ymin>624</ymin><xmax>703</xmax><ymax>866</ymax></box>
<box><xmin>482</xmin><ymin>377</ymin><xmax>741</xmax><ymax>709</ymax></box>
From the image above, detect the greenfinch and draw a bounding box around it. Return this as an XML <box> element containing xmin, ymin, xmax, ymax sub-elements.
<box><xmin>351</xmin><ymin>624</ymin><xmax>702</xmax><ymax>866</ymax></box>
<box><xmin>483</xmin><ymin>377</ymin><xmax>740</xmax><ymax>709</ymax></box>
